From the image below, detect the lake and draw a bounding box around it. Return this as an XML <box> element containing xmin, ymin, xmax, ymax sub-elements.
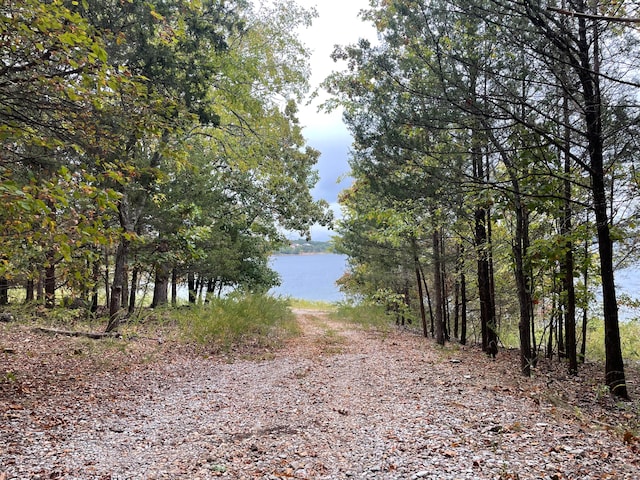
<box><xmin>269</xmin><ymin>253</ymin><xmax>348</xmax><ymax>302</ymax></box>
<box><xmin>267</xmin><ymin>256</ymin><xmax>640</xmax><ymax>311</ymax></box>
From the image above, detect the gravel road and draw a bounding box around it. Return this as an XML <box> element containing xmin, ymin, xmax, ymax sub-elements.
<box><xmin>1</xmin><ymin>309</ymin><xmax>639</xmax><ymax>479</ymax></box>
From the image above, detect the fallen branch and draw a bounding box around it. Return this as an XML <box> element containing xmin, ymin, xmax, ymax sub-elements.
<box><xmin>32</xmin><ymin>327</ymin><xmax>121</xmax><ymax>340</ymax></box>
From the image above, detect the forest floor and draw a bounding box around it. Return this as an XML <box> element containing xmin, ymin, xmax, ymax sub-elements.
<box><xmin>1</xmin><ymin>309</ymin><xmax>640</xmax><ymax>480</ymax></box>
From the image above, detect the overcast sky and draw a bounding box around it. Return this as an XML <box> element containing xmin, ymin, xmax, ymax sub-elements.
<box><xmin>293</xmin><ymin>0</ymin><xmax>376</xmax><ymax>240</ymax></box>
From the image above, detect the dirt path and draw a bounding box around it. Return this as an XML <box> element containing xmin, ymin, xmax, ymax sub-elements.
<box><xmin>1</xmin><ymin>311</ymin><xmax>639</xmax><ymax>479</ymax></box>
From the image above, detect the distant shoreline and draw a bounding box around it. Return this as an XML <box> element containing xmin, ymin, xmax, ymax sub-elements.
<box><xmin>272</xmin><ymin>251</ymin><xmax>341</xmax><ymax>257</ymax></box>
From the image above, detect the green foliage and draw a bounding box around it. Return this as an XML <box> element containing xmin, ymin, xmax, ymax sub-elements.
<box><xmin>277</xmin><ymin>240</ymin><xmax>334</xmax><ymax>254</ymax></box>
<box><xmin>176</xmin><ymin>294</ymin><xmax>298</xmax><ymax>351</ymax></box>
<box><xmin>287</xmin><ymin>298</ymin><xmax>335</xmax><ymax>310</ymax></box>
<box><xmin>492</xmin><ymin>315</ymin><xmax>640</xmax><ymax>363</ymax></box>
<box><xmin>330</xmin><ymin>301</ymin><xmax>395</xmax><ymax>331</ymax></box>
<box><xmin>324</xmin><ymin>0</ymin><xmax>640</xmax><ymax>395</ymax></box>
<box><xmin>0</xmin><ymin>0</ymin><xmax>330</xmax><ymax>313</ymax></box>
<box><xmin>583</xmin><ymin>318</ymin><xmax>640</xmax><ymax>362</ymax></box>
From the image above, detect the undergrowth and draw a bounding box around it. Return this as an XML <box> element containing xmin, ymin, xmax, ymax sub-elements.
<box><xmin>583</xmin><ymin>318</ymin><xmax>640</xmax><ymax>362</ymax></box>
<box><xmin>496</xmin><ymin>316</ymin><xmax>640</xmax><ymax>363</ymax></box>
<box><xmin>329</xmin><ymin>301</ymin><xmax>395</xmax><ymax>331</ymax></box>
<box><xmin>1</xmin><ymin>294</ymin><xmax>299</xmax><ymax>354</ymax></box>
<box><xmin>174</xmin><ymin>294</ymin><xmax>298</xmax><ymax>352</ymax></box>
<box><xmin>287</xmin><ymin>298</ymin><xmax>336</xmax><ymax>311</ymax></box>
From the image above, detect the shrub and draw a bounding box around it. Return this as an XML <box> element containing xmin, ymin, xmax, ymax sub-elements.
<box><xmin>330</xmin><ymin>301</ymin><xmax>395</xmax><ymax>330</ymax></box>
<box><xmin>175</xmin><ymin>294</ymin><xmax>298</xmax><ymax>351</ymax></box>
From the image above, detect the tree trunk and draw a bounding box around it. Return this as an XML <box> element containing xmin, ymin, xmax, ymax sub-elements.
<box><xmin>413</xmin><ymin>239</ymin><xmax>428</xmax><ymax>337</ymax></box>
<box><xmin>121</xmin><ymin>263</ymin><xmax>129</xmax><ymax>311</ymax></box>
<box><xmin>196</xmin><ymin>276</ymin><xmax>204</xmax><ymax>303</ymax></box>
<box><xmin>44</xmin><ymin>253</ymin><xmax>56</xmax><ymax>309</ymax></box>
<box><xmin>0</xmin><ymin>277</ymin><xmax>8</xmax><ymax>305</ymax></box>
<box><xmin>104</xmin><ymin>247</ymin><xmax>110</xmax><ymax>309</ymax></box>
<box><xmin>25</xmin><ymin>279</ymin><xmax>34</xmax><ymax>303</ymax></box>
<box><xmin>171</xmin><ymin>267</ymin><xmax>178</xmax><ymax>306</ymax></box>
<box><xmin>36</xmin><ymin>270</ymin><xmax>43</xmax><ymax>302</ymax></box>
<box><xmin>553</xmin><ymin>72</ymin><xmax>578</xmax><ymax>373</ymax></box>
<box><xmin>593</xmin><ymin>166</ymin><xmax>627</xmax><ymax>396</ymax></box>
<box><xmin>108</xmin><ymin>285</ymin><xmax>122</xmax><ymax>329</ymax></box>
<box><xmin>546</xmin><ymin>298</ymin><xmax>554</xmax><ymax>360</ymax></box>
<box><xmin>433</xmin><ymin>227</ymin><xmax>445</xmax><ymax>346</ymax></box>
<box><xmin>188</xmin><ymin>272</ymin><xmax>197</xmax><ymax>303</ymax></box>
<box><xmin>513</xmin><ymin>196</ymin><xmax>533</xmax><ymax>375</ymax></box>
<box><xmin>418</xmin><ymin>263</ymin><xmax>435</xmax><ymax>337</ymax></box>
<box><xmin>577</xmin><ymin>8</ymin><xmax>626</xmax><ymax>397</ymax></box>
<box><xmin>561</xmin><ymin>95</ymin><xmax>578</xmax><ymax>374</ymax></box>
<box><xmin>454</xmin><ymin>267</ymin><xmax>460</xmax><ymax>340</ymax></box>
<box><xmin>90</xmin><ymin>259</ymin><xmax>100</xmax><ymax>313</ymax></box>
<box><xmin>128</xmin><ymin>266</ymin><xmax>139</xmax><ymax>314</ymax></box>
<box><xmin>106</xmin><ymin>238</ymin><xmax>128</xmax><ymax>332</ymax></box>
<box><xmin>558</xmin><ymin>305</ymin><xmax>565</xmax><ymax>358</ymax></box>
<box><xmin>580</xmin><ymin>243</ymin><xmax>589</xmax><ymax>363</ymax></box>
<box><xmin>460</xmin><ymin>260</ymin><xmax>467</xmax><ymax>346</ymax></box>
<box><xmin>474</xmin><ymin>150</ymin><xmax>496</xmax><ymax>353</ymax></box>
<box><xmin>205</xmin><ymin>278</ymin><xmax>215</xmax><ymax>303</ymax></box>
<box><xmin>151</xmin><ymin>264</ymin><xmax>170</xmax><ymax>308</ymax></box>
<box><xmin>441</xmin><ymin>236</ymin><xmax>450</xmax><ymax>341</ymax></box>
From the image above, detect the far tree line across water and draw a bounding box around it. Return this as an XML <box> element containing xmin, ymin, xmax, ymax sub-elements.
<box><xmin>276</xmin><ymin>240</ymin><xmax>335</xmax><ymax>255</ymax></box>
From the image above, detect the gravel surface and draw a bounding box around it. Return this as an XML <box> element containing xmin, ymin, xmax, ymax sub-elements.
<box><xmin>1</xmin><ymin>310</ymin><xmax>639</xmax><ymax>479</ymax></box>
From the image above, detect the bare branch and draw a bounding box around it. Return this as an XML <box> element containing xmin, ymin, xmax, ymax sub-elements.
<box><xmin>547</xmin><ymin>7</ymin><xmax>640</xmax><ymax>24</ymax></box>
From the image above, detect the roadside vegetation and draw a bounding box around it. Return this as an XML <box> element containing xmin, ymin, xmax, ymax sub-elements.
<box><xmin>175</xmin><ymin>294</ymin><xmax>299</xmax><ymax>352</ymax></box>
<box><xmin>1</xmin><ymin>294</ymin><xmax>298</xmax><ymax>356</ymax></box>
<box><xmin>330</xmin><ymin>302</ymin><xmax>395</xmax><ymax>332</ymax></box>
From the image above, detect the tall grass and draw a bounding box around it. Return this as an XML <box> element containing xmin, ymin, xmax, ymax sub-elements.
<box><xmin>287</xmin><ymin>298</ymin><xmax>336</xmax><ymax>310</ymax></box>
<box><xmin>495</xmin><ymin>316</ymin><xmax>640</xmax><ymax>362</ymax></box>
<box><xmin>175</xmin><ymin>294</ymin><xmax>299</xmax><ymax>351</ymax></box>
<box><xmin>583</xmin><ymin>318</ymin><xmax>640</xmax><ymax>362</ymax></box>
<box><xmin>330</xmin><ymin>301</ymin><xmax>395</xmax><ymax>330</ymax></box>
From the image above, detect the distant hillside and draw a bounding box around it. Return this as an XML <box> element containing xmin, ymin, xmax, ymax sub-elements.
<box><xmin>277</xmin><ymin>240</ymin><xmax>334</xmax><ymax>254</ymax></box>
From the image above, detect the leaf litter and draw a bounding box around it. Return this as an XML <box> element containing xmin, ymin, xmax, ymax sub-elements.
<box><xmin>1</xmin><ymin>312</ymin><xmax>639</xmax><ymax>479</ymax></box>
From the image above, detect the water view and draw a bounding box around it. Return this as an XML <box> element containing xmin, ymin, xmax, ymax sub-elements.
<box><xmin>267</xmin><ymin>255</ymin><xmax>640</xmax><ymax>312</ymax></box>
<box><xmin>269</xmin><ymin>253</ymin><xmax>348</xmax><ymax>302</ymax></box>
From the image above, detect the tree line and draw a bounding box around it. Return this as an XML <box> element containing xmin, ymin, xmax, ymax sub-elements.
<box><xmin>0</xmin><ymin>0</ymin><xmax>330</xmax><ymax>329</ymax></box>
<box><xmin>325</xmin><ymin>0</ymin><xmax>640</xmax><ymax>399</ymax></box>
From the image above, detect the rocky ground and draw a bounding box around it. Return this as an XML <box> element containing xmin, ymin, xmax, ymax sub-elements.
<box><xmin>1</xmin><ymin>309</ymin><xmax>639</xmax><ymax>479</ymax></box>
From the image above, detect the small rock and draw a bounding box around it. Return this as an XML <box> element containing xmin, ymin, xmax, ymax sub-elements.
<box><xmin>411</xmin><ymin>471</ymin><xmax>429</xmax><ymax>479</ymax></box>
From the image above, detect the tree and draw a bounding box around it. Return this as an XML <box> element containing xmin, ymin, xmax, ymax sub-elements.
<box><xmin>1</xmin><ymin>0</ymin><xmax>330</xmax><ymax>320</ymax></box>
<box><xmin>0</xmin><ymin>0</ymin><xmax>123</xmax><ymax>306</ymax></box>
<box><xmin>325</xmin><ymin>0</ymin><xmax>640</xmax><ymax>397</ymax></box>
<box><xmin>469</xmin><ymin>0</ymin><xmax>640</xmax><ymax>397</ymax></box>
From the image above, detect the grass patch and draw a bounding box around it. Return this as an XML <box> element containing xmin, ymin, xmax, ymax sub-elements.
<box><xmin>315</xmin><ymin>327</ymin><xmax>347</xmax><ymax>354</ymax></box>
<box><xmin>329</xmin><ymin>302</ymin><xmax>395</xmax><ymax>331</ymax></box>
<box><xmin>583</xmin><ymin>318</ymin><xmax>640</xmax><ymax>362</ymax></box>
<box><xmin>174</xmin><ymin>294</ymin><xmax>298</xmax><ymax>352</ymax></box>
<box><xmin>2</xmin><ymin>295</ymin><xmax>298</xmax><ymax>356</ymax></box>
<box><xmin>287</xmin><ymin>298</ymin><xmax>336</xmax><ymax>311</ymax></box>
<box><xmin>495</xmin><ymin>316</ymin><xmax>640</xmax><ymax>363</ymax></box>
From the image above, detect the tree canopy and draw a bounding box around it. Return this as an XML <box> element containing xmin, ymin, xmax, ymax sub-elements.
<box><xmin>325</xmin><ymin>0</ymin><xmax>640</xmax><ymax>398</ymax></box>
<box><xmin>0</xmin><ymin>0</ymin><xmax>330</xmax><ymax>321</ymax></box>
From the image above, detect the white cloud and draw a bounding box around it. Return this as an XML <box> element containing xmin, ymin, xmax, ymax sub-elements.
<box><xmin>295</xmin><ymin>0</ymin><xmax>376</xmax><ymax>129</ymax></box>
<box><xmin>256</xmin><ymin>1</ymin><xmax>375</xmax><ymax>239</ymax></box>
